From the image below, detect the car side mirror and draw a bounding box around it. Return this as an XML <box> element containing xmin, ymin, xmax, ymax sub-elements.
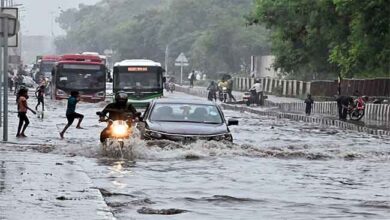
<box><xmin>96</xmin><ymin>111</ymin><xmax>103</xmax><ymax>116</ymax></box>
<box><xmin>227</xmin><ymin>118</ymin><xmax>239</xmax><ymax>126</ymax></box>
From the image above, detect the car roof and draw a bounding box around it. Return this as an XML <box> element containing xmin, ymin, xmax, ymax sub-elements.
<box><xmin>152</xmin><ymin>98</ymin><xmax>216</xmax><ymax>105</ymax></box>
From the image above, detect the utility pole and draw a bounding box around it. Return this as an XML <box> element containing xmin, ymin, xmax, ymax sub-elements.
<box><xmin>3</xmin><ymin>13</ymin><xmax>8</xmax><ymax>141</ymax></box>
<box><xmin>0</xmin><ymin>0</ymin><xmax>4</xmax><ymax>127</ymax></box>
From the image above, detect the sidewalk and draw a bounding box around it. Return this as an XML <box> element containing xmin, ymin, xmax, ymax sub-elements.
<box><xmin>0</xmin><ymin>151</ymin><xmax>114</xmax><ymax>220</ymax></box>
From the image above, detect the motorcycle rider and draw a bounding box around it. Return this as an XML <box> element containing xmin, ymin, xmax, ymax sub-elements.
<box><xmin>218</xmin><ymin>79</ymin><xmax>229</xmax><ymax>101</ymax></box>
<box><xmin>99</xmin><ymin>91</ymin><xmax>139</xmax><ymax>143</ymax></box>
<box><xmin>336</xmin><ymin>95</ymin><xmax>354</xmax><ymax>120</ymax></box>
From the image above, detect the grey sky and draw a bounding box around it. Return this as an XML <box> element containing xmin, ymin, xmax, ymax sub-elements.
<box><xmin>17</xmin><ymin>0</ymin><xmax>100</xmax><ymax>36</ymax></box>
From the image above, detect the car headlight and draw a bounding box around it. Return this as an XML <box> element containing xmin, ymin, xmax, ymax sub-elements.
<box><xmin>212</xmin><ymin>134</ymin><xmax>233</xmax><ymax>142</ymax></box>
<box><xmin>145</xmin><ymin>129</ymin><xmax>163</xmax><ymax>139</ymax></box>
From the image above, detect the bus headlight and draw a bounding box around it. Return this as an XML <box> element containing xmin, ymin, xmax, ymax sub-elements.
<box><xmin>95</xmin><ymin>91</ymin><xmax>105</xmax><ymax>97</ymax></box>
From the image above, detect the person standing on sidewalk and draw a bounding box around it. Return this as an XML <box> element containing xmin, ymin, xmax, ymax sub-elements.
<box><xmin>60</xmin><ymin>91</ymin><xmax>84</xmax><ymax>139</ymax></box>
<box><xmin>250</xmin><ymin>79</ymin><xmax>263</xmax><ymax>106</ymax></box>
<box><xmin>227</xmin><ymin>78</ymin><xmax>236</xmax><ymax>102</ymax></box>
<box><xmin>304</xmin><ymin>94</ymin><xmax>314</xmax><ymax>116</ymax></box>
<box><xmin>16</xmin><ymin>88</ymin><xmax>36</xmax><ymax>137</ymax></box>
<box><xmin>189</xmin><ymin>71</ymin><xmax>196</xmax><ymax>88</ymax></box>
<box><xmin>336</xmin><ymin>95</ymin><xmax>353</xmax><ymax>120</ymax></box>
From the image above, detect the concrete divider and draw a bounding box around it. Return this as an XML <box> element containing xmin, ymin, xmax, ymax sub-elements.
<box><xmin>175</xmin><ymin>85</ymin><xmax>390</xmax><ymax>136</ymax></box>
<box><xmin>221</xmin><ymin>103</ymin><xmax>390</xmax><ymax>136</ymax></box>
<box><xmin>234</xmin><ymin>77</ymin><xmax>311</xmax><ymax>97</ymax></box>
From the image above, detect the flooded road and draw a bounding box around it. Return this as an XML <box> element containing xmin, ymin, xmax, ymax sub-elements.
<box><xmin>1</xmin><ymin>92</ymin><xmax>390</xmax><ymax>219</ymax></box>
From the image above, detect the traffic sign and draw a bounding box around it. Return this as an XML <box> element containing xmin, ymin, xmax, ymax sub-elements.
<box><xmin>0</xmin><ymin>7</ymin><xmax>19</xmax><ymax>47</ymax></box>
<box><xmin>175</xmin><ymin>62</ymin><xmax>189</xmax><ymax>66</ymax></box>
<box><xmin>175</xmin><ymin>52</ymin><xmax>188</xmax><ymax>63</ymax></box>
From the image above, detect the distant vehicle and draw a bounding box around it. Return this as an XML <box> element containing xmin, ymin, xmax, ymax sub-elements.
<box><xmin>36</xmin><ymin>55</ymin><xmax>60</xmax><ymax>82</ymax></box>
<box><xmin>51</xmin><ymin>54</ymin><xmax>107</xmax><ymax>102</ymax></box>
<box><xmin>22</xmin><ymin>76</ymin><xmax>37</xmax><ymax>88</ymax></box>
<box><xmin>137</xmin><ymin>99</ymin><xmax>238</xmax><ymax>142</ymax></box>
<box><xmin>106</xmin><ymin>82</ymin><xmax>113</xmax><ymax>97</ymax></box>
<box><xmin>113</xmin><ymin>59</ymin><xmax>165</xmax><ymax>108</ymax></box>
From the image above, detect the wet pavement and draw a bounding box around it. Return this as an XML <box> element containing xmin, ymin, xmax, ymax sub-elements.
<box><xmin>1</xmin><ymin>91</ymin><xmax>390</xmax><ymax>219</ymax></box>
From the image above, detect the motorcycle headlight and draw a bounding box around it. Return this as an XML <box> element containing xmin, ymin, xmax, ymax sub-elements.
<box><xmin>112</xmin><ymin>121</ymin><xmax>129</xmax><ymax>137</ymax></box>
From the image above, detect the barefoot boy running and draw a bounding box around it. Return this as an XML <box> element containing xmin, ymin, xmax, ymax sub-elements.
<box><xmin>60</xmin><ymin>91</ymin><xmax>84</xmax><ymax>139</ymax></box>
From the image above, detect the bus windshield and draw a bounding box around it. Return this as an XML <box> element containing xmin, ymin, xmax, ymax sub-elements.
<box><xmin>116</xmin><ymin>71</ymin><xmax>161</xmax><ymax>89</ymax></box>
<box><xmin>57</xmin><ymin>64</ymin><xmax>105</xmax><ymax>90</ymax></box>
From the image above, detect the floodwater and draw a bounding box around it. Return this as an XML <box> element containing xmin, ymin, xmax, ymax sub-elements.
<box><xmin>1</xmin><ymin>92</ymin><xmax>390</xmax><ymax>219</ymax></box>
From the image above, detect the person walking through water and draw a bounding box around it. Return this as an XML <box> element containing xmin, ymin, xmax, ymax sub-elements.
<box><xmin>16</xmin><ymin>88</ymin><xmax>36</xmax><ymax>137</ymax></box>
<box><xmin>35</xmin><ymin>85</ymin><xmax>45</xmax><ymax>111</ymax></box>
<box><xmin>60</xmin><ymin>91</ymin><xmax>84</xmax><ymax>139</ymax></box>
<box><xmin>304</xmin><ymin>94</ymin><xmax>314</xmax><ymax>116</ymax></box>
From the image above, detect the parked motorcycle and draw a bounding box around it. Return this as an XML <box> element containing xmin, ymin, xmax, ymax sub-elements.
<box><xmin>348</xmin><ymin>96</ymin><xmax>366</xmax><ymax>121</ymax></box>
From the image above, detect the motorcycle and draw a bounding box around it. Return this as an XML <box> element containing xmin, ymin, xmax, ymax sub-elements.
<box><xmin>167</xmin><ymin>82</ymin><xmax>175</xmax><ymax>93</ymax></box>
<box><xmin>347</xmin><ymin>96</ymin><xmax>366</xmax><ymax>121</ymax></box>
<box><xmin>219</xmin><ymin>87</ymin><xmax>228</xmax><ymax>103</ymax></box>
<box><xmin>96</xmin><ymin>112</ymin><xmax>135</xmax><ymax>157</ymax></box>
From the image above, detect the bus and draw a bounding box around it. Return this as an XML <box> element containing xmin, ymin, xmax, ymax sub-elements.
<box><xmin>35</xmin><ymin>55</ymin><xmax>60</xmax><ymax>83</ymax></box>
<box><xmin>113</xmin><ymin>59</ymin><xmax>164</xmax><ymax>107</ymax></box>
<box><xmin>51</xmin><ymin>54</ymin><xmax>107</xmax><ymax>102</ymax></box>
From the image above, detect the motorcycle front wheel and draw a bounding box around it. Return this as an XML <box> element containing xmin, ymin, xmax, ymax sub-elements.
<box><xmin>349</xmin><ymin>109</ymin><xmax>365</xmax><ymax>121</ymax></box>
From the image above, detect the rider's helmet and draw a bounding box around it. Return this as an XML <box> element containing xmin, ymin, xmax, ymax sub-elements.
<box><xmin>115</xmin><ymin>91</ymin><xmax>128</xmax><ymax>106</ymax></box>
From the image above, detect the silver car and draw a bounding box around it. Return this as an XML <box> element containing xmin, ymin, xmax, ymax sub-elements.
<box><xmin>138</xmin><ymin>99</ymin><xmax>238</xmax><ymax>142</ymax></box>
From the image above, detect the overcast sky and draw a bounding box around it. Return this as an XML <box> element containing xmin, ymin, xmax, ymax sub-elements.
<box><xmin>17</xmin><ymin>0</ymin><xmax>100</xmax><ymax>36</ymax></box>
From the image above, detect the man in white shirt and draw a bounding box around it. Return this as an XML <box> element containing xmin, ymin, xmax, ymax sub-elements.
<box><xmin>250</xmin><ymin>79</ymin><xmax>263</xmax><ymax>106</ymax></box>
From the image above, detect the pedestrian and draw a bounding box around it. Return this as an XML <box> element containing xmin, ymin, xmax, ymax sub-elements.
<box><xmin>35</xmin><ymin>85</ymin><xmax>45</xmax><ymax>111</ymax></box>
<box><xmin>207</xmin><ymin>81</ymin><xmax>218</xmax><ymax>101</ymax></box>
<box><xmin>304</xmin><ymin>94</ymin><xmax>314</xmax><ymax>116</ymax></box>
<box><xmin>16</xmin><ymin>88</ymin><xmax>36</xmax><ymax>137</ymax></box>
<box><xmin>8</xmin><ymin>69</ymin><xmax>14</xmax><ymax>92</ymax></box>
<box><xmin>250</xmin><ymin>79</ymin><xmax>263</xmax><ymax>106</ymax></box>
<box><xmin>226</xmin><ymin>78</ymin><xmax>236</xmax><ymax>102</ymax></box>
<box><xmin>189</xmin><ymin>70</ymin><xmax>196</xmax><ymax>88</ymax></box>
<box><xmin>59</xmin><ymin>91</ymin><xmax>84</xmax><ymax>139</ymax></box>
<box><xmin>336</xmin><ymin>95</ymin><xmax>354</xmax><ymax>120</ymax></box>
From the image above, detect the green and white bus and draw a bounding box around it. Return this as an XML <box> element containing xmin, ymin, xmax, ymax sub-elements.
<box><xmin>113</xmin><ymin>59</ymin><xmax>165</xmax><ymax>108</ymax></box>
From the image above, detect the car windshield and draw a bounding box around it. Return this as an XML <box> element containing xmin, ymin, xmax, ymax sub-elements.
<box><xmin>116</xmin><ymin>72</ymin><xmax>161</xmax><ymax>89</ymax></box>
<box><xmin>150</xmin><ymin>103</ymin><xmax>223</xmax><ymax>124</ymax></box>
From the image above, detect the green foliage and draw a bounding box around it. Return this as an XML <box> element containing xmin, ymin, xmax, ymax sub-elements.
<box><xmin>55</xmin><ymin>0</ymin><xmax>271</xmax><ymax>78</ymax></box>
<box><xmin>249</xmin><ymin>0</ymin><xmax>389</xmax><ymax>79</ymax></box>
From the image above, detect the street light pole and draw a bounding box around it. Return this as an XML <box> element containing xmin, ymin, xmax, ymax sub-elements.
<box><xmin>0</xmin><ymin>0</ymin><xmax>4</xmax><ymax>127</ymax></box>
<box><xmin>3</xmin><ymin>15</ymin><xmax>8</xmax><ymax>141</ymax></box>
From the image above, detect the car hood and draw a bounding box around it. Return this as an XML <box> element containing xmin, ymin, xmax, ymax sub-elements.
<box><xmin>147</xmin><ymin>121</ymin><xmax>228</xmax><ymax>135</ymax></box>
